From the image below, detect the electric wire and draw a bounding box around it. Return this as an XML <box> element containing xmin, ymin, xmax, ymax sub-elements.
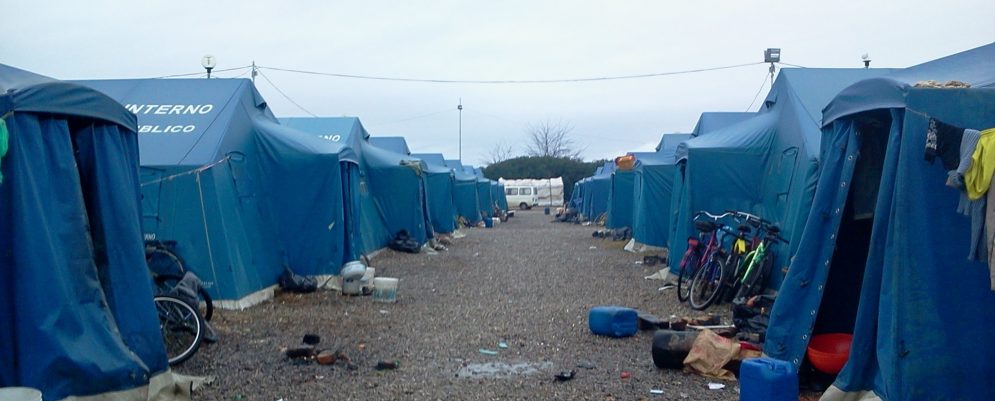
<box><xmin>257</xmin><ymin>62</ymin><xmax>766</xmax><ymax>84</ymax></box>
<box><xmin>776</xmin><ymin>62</ymin><xmax>807</xmax><ymax>68</ymax></box>
<box><xmin>152</xmin><ymin>66</ymin><xmax>251</xmax><ymax>79</ymax></box>
<box><xmin>255</xmin><ymin>70</ymin><xmax>318</xmax><ymax>117</ymax></box>
<box><xmin>745</xmin><ymin>73</ymin><xmax>771</xmax><ymax>112</ymax></box>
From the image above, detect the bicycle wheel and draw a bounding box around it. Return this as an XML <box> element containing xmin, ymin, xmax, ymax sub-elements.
<box><xmin>677</xmin><ymin>251</ymin><xmax>700</xmax><ymax>303</ymax></box>
<box><xmin>155</xmin><ymin>274</ymin><xmax>214</xmax><ymax>322</ymax></box>
<box><xmin>146</xmin><ymin>247</ymin><xmax>187</xmax><ymax>277</ymax></box>
<box><xmin>689</xmin><ymin>258</ymin><xmax>725</xmax><ymax>310</ymax></box>
<box><xmin>154</xmin><ymin>295</ymin><xmax>204</xmax><ymax>365</ymax></box>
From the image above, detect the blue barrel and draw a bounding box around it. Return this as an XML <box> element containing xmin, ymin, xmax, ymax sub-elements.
<box><xmin>588</xmin><ymin>306</ymin><xmax>638</xmax><ymax>338</ymax></box>
<box><xmin>739</xmin><ymin>357</ymin><xmax>798</xmax><ymax>401</ymax></box>
<box><xmin>483</xmin><ymin>218</ymin><xmax>493</xmax><ymax>228</ymax></box>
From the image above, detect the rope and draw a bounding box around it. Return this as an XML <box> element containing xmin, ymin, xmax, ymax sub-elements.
<box><xmin>140</xmin><ymin>156</ymin><xmax>231</xmax><ymax>187</ymax></box>
<box><xmin>195</xmin><ymin>170</ymin><xmax>221</xmax><ymax>290</ymax></box>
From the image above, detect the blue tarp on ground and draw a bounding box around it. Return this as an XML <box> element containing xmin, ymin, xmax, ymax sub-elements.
<box><xmin>1</xmin><ymin>64</ymin><xmax>169</xmax><ymax>400</ymax></box>
<box><xmin>80</xmin><ymin>79</ymin><xmax>355</xmax><ymax>303</ymax></box>
<box><xmin>412</xmin><ymin>153</ymin><xmax>458</xmax><ymax>233</ymax></box>
<box><xmin>667</xmin><ymin>68</ymin><xmax>893</xmax><ymax>280</ymax></box>
<box><xmin>630</xmin><ymin>134</ymin><xmax>691</xmax><ymax>247</ymax></box>
<box><xmin>767</xmin><ymin>41</ymin><xmax>995</xmax><ymax>401</ymax></box>
<box><xmin>445</xmin><ymin>159</ymin><xmax>483</xmax><ymax>223</ymax></box>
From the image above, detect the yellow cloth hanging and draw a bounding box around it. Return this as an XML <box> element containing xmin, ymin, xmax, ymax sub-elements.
<box><xmin>965</xmin><ymin>128</ymin><xmax>995</xmax><ymax>200</ymax></box>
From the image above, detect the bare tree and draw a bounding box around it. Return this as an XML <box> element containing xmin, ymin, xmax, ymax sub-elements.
<box><xmin>525</xmin><ymin>119</ymin><xmax>582</xmax><ymax>159</ymax></box>
<box><xmin>485</xmin><ymin>140</ymin><xmax>516</xmax><ymax>165</ymax></box>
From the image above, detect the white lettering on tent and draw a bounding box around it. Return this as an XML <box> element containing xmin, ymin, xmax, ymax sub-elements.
<box><xmin>143</xmin><ymin>232</ymin><xmax>156</xmax><ymax>241</ymax></box>
<box><xmin>318</xmin><ymin>134</ymin><xmax>342</xmax><ymax>142</ymax></box>
<box><xmin>138</xmin><ymin>125</ymin><xmax>197</xmax><ymax>134</ymax></box>
<box><xmin>124</xmin><ymin>104</ymin><xmax>215</xmax><ymax>115</ymax></box>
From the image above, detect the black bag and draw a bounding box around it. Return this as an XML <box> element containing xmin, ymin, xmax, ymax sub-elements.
<box><xmin>388</xmin><ymin>230</ymin><xmax>421</xmax><ymax>253</ymax></box>
<box><xmin>278</xmin><ymin>266</ymin><xmax>317</xmax><ymax>293</ymax></box>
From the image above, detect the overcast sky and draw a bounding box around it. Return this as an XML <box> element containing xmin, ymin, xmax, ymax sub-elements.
<box><xmin>4</xmin><ymin>1</ymin><xmax>994</xmax><ymax>166</ymax></box>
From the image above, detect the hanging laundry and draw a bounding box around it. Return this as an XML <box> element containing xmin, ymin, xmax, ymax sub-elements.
<box><xmin>924</xmin><ymin>118</ymin><xmax>964</xmax><ymax>170</ymax></box>
<box><xmin>0</xmin><ymin>118</ymin><xmax>8</xmax><ymax>184</ymax></box>
<box><xmin>947</xmin><ymin>129</ymin><xmax>982</xmax><ymax>188</ymax></box>
<box><xmin>963</xmin><ymin>128</ymin><xmax>995</xmax><ymax>200</ymax></box>
<box><xmin>987</xmin><ymin>173</ymin><xmax>995</xmax><ymax>290</ymax></box>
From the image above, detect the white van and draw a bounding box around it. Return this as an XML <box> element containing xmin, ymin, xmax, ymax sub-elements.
<box><xmin>505</xmin><ymin>185</ymin><xmax>538</xmax><ymax>210</ymax></box>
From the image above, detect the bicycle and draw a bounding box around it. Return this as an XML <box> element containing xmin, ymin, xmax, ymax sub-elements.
<box><xmin>678</xmin><ymin>211</ymin><xmax>734</xmax><ymax>305</ymax></box>
<box><xmin>687</xmin><ymin>212</ymin><xmax>745</xmax><ymax>310</ymax></box>
<box><xmin>154</xmin><ymin>294</ymin><xmax>205</xmax><ymax>365</ymax></box>
<box><xmin>145</xmin><ymin>240</ymin><xmax>214</xmax><ymax>321</ymax></box>
<box><xmin>725</xmin><ymin>212</ymin><xmax>787</xmax><ymax>301</ymax></box>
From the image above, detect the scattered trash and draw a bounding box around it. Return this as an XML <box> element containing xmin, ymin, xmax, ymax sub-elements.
<box><xmin>589</xmin><ymin>306</ymin><xmax>638</xmax><ymax>337</ymax></box>
<box><xmin>314</xmin><ymin>375</ymin><xmax>324</xmax><ymax>379</ymax></box>
<box><xmin>650</xmin><ymin>389</ymin><xmax>664</xmax><ymax>395</ymax></box>
<box><xmin>554</xmin><ymin>369</ymin><xmax>576</xmax><ymax>381</ymax></box>
<box><xmin>708</xmin><ymin>382</ymin><xmax>726</xmax><ymax>390</ymax></box>
<box><xmin>316</xmin><ymin>350</ymin><xmax>336</xmax><ymax>365</ymax></box>
<box><xmin>589</xmin><ymin>246</ymin><xmax>597</xmax><ymax>250</ymax></box>
<box><xmin>498</xmin><ymin>342</ymin><xmax>509</xmax><ymax>349</ymax></box>
<box><xmin>455</xmin><ymin>362</ymin><xmax>553</xmax><ymax>378</ymax></box>
<box><xmin>684</xmin><ymin>329</ymin><xmax>739</xmax><ymax>380</ymax></box>
<box><xmin>644</xmin><ymin>269</ymin><xmax>671</xmax><ymax>280</ymax></box>
<box><xmin>637</xmin><ymin>311</ymin><xmax>665</xmax><ymax>330</ymax></box>
<box><xmin>479</xmin><ymin>348</ymin><xmax>499</xmax><ymax>356</ymax></box>
<box><xmin>658</xmin><ymin>283</ymin><xmax>676</xmax><ymax>291</ymax></box>
<box><xmin>278</xmin><ymin>266</ymin><xmax>317</xmax><ymax>293</ymax></box>
<box><xmin>620</xmin><ymin>371</ymin><xmax>632</xmax><ymax>379</ymax></box>
<box><xmin>634</xmin><ymin>260</ymin><xmax>643</xmax><ymax>265</ymax></box>
<box><xmin>375</xmin><ymin>360</ymin><xmax>400</xmax><ymax>370</ymax></box>
<box><xmin>379</xmin><ymin>309</ymin><xmax>389</xmax><ymax>314</ymax></box>
<box><xmin>285</xmin><ymin>346</ymin><xmax>315</xmax><ymax>359</ymax></box>
<box><xmin>576</xmin><ymin>361</ymin><xmax>596</xmax><ymax>370</ymax></box>
<box><xmin>357</xmin><ymin>343</ymin><xmax>366</xmax><ymax>351</ymax></box>
<box><xmin>302</xmin><ymin>334</ymin><xmax>320</xmax><ymax>345</ymax></box>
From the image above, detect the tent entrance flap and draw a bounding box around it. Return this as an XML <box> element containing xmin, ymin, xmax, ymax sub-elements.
<box><xmin>815</xmin><ymin>112</ymin><xmax>891</xmax><ymax>337</ymax></box>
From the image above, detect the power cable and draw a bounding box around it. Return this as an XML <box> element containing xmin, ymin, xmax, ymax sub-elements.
<box><xmin>745</xmin><ymin>73</ymin><xmax>770</xmax><ymax>112</ymax></box>
<box><xmin>257</xmin><ymin>62</ymin><xmax>766</xmax><ymax>84</ymax></box>
<box><xmin>368</xmin><ymin>108</ymin><xmax>453</xmax><ymax>126</ymax></box>
<box><xmin>152</xmin><ymin>66</ymin><xmax>251</xmax><ymax>79</ymax></box>
<box><xmin>256</xmin><ymin>70</ymin><xmax>318</xmax><ymax>117</ymax></box>
<box><xmin>776</xmin><ymin>62</ymin><xmax>807</xmax><ymax>68</ymax></box>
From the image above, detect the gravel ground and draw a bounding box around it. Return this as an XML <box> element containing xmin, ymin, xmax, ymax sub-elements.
<box><xmin>177</xmin><ymin>210</ymin><xmax>738</xmax><ymax>401</ymax></box>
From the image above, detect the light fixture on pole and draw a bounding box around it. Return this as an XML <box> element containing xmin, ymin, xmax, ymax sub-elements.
<box><xmin>201</xmin><ymin>55</ymin><xmax>216</xmax><ymax>79</ymax></box>
<box><xmin>458</xmin><ymin>98</ymin><xmax>463</xmax><ymax>162</ymax></box>
<box><xmin>764</xmin><ymin>48</ymin><xmax>780</xmax><ymax>82</ymax></box>
<box><xmin>861</xmin><ymin>53</ymin><xmax>871</xmax><ymax>68</ymax></box>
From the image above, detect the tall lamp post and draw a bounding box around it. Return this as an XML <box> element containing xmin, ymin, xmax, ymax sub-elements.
<box><xmin>457</xmin><ymin>98</ymin><xmax>463</xmax><ymax>161</ymax></box>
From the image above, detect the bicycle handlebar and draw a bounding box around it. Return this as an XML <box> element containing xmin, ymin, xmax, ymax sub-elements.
<box><xmin>694</xmin><ymin>210</ymin><xmax>735</xmax><ymax>221</ymax></box>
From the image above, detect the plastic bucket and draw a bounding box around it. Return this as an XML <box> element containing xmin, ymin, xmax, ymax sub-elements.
<box><xmin>0</xmin><ymin>387</ymin><xmax>42</xmax><ymax>401</ymax></box>
<box><xmin>373</xmin><ymin>277</ymin><xmax>399</xmax><ymax>303</ymax></box>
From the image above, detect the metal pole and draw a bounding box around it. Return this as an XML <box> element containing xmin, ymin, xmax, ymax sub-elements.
<box><xmin>458</xmin><ymin>98</ymin><xmax>463</xmax><ymax>161</ymax></box>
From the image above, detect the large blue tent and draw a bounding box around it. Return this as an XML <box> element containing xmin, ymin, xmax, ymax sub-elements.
<box><xmin>445</xmin><ymin>159</ymin><xmax>483</xmax><ymax>224</ymax></box>
<box><xmin>667</xmin><ymin>68</ymin><xmax>893</xmax><ymax>282</ymax></box>
<box><xmin>766</xmin><ymin>42</ymin><xmax>995</xmax><ymax>401</ymax></box>
<box><xmin>606</xmin><ymin>163</ymin><xmax>637</xmax><ymax>230</ymax></box>
<box><xmin>410</xmin><ymin>152</ymin><xmax>458</xmax><ymax>234</ymax></box>
<box><xmin>1</xmin><ymin>65</ymin><xmax>172</xmax><ymax>400</ymax></box>
<box><xmin>629</xmin><ymin>133</ymin><xmax>691</xmax><ymax>247</ymax></box>
<box><xmin>580</xmin><ymin>162</ymin><xmax>614</xmax><ymax>221</ymax></box>
<box><xmin>80</xmin><ymin>79</ymin><xmax>357</xmax><ymax>306</ymax></box>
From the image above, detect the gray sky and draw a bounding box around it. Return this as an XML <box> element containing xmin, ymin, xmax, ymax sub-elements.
<box><xmin>4</xmin><ymin>1</ymin><xmax>994</xmax><ymax>166</ymax></box>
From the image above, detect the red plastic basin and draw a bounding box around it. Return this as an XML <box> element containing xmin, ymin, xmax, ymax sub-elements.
<box><xmin>807</xmin><ymin>333</ymin><xmax>852</xmax><ymax>374</ymax></box>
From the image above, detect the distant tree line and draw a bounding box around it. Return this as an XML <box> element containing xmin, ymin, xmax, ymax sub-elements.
<box><xmin>483</xmin><ymin>156</ymin><xmax>606</xmax><ymax>200</ymax></box>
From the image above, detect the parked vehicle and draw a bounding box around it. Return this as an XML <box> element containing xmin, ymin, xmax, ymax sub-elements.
<box><xmin>505</xmin><ymin>185</ymin><xmax>538</xmax><ymax>210</ymax></box>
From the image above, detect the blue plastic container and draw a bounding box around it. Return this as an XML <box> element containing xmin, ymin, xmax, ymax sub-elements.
<box><xmin>483</xmin><ymin>218</ymin><xmax>493</xmax><ymax>228</ymax></box>
<box><xmin>739</xmin><ymin>357</ymin><xmax>798</xmax><ymax>401</ymax></box>
<box><xmin>588</xmin><ymin>306</ymin><xmax>638</xmax><ymax>338</ymax></box>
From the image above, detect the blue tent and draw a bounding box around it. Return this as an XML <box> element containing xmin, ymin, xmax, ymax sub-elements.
<box><xmin>445</xmin><ymin>159</ymin><xmax>483</xmax><ymax>224</ymax></box>
<box><xmin>629</xmin><ymin>133</ymin><xmax>692</xmax><ymax>247</ymax></box>
<box><xmin>767</xmin><ymin>42</ymin><xmax>995</xmax><ymax>401</ymax></box>
<box><xmin>412</xmin><ymin>152</ymin><xmax>458</xmax><ymax>233</ymax></box>
<box><xmin>1</xmin><ymin>65</ymin><xmax>171</xmax><ymax>400</ymax></box>
<box><xmin>581</xmin><ymin>162</ymin><xmax>615</xmax><ymax>221</ymax></box>
<box><xmin>283</xmin><ymin>118</ymin><xmax>434</xmax><ymax>249</ymax></box>
<box><xmin>493</xmin><ymin>180</ymin><xmax>509</xmax><ymax>212</ymax></box>
<box><xmin>466</xmin><ymin>165</ymin><xmax>495</xmax><ymax>218</ymax></box>
<box><xmin>280</xmin><ymin>117</ymin><xmax>393</xmax><ymax>255</ymax></box>
<box><xmin>79</xmin><ymin>79</ymin><xmax>356</xmax><ymax>305</ymax></box>
<box><xmin>606</xmin><ymin>162</ymin><xmax>637</xmax><ymax>230</ymax></box>
<box><xmin>668</xmin><ymin>113</ymin><xmax>755</xmax><ymax>260</ymax></box>
<box><xmin>667</xmin><ymin>68</ymin><xmax>893</xmax><ymax>281</ymax></box>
